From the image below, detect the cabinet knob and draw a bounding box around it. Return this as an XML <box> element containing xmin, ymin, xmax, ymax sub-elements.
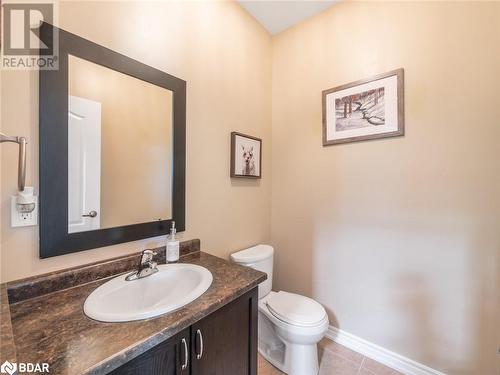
<box><xmin>196</xmin><ymin>329</ymin><xmax>204</xmax><ymax>360</ymax></box>
<box><xmin>181</xmin><ymin>338</ymin><xmax>188</xmax><ymax>370</ymax></box>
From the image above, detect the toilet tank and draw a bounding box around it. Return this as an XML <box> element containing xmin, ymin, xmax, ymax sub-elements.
<box><xmin>230</xmin><ymin>244</ymin><xmax>274</xmax><ymax>298</ymax></box>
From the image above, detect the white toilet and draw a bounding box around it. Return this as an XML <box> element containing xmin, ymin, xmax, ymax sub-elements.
<box><xmin>231</xmin><ymin>244</ymin><xmax>329</xmax><ymax>375</ymax></box>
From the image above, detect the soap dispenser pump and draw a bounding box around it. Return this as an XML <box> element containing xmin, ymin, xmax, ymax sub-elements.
<box><xmin>166</xmin><ymin>221</ymin><xmax>180</xmax><ymax>262</ymax></box>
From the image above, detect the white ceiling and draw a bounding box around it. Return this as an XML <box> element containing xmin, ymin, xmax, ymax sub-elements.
<box><xmin>238</xmin><ymin>1</ymin><xmax>338</xmax><ymax>35</ymax></box>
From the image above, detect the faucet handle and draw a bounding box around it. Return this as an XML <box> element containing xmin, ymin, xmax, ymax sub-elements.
<box><xmin>140</xmin><ymin>249</ymin><xmax>157</xmax><ymax>264</ymax></box>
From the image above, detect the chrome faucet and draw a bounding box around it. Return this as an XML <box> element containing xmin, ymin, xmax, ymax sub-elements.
<box><xmin>125</xmin><ymin>249</ymin><xmax>159</xmax><ymax>281</ymax></box>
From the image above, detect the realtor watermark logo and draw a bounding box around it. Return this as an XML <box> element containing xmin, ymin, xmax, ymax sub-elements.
<box><xmin>1</xmin><ymin>1</ymin><xmax>59</xmax><ymax>70</ymax></box>
<box><xmin>0</xmin><ymin>360</ymin><xmax>50</xmax><ymax>374</ymax></box>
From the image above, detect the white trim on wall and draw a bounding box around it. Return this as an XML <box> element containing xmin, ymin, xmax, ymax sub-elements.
<box><xmin>325</xmin><ymin>326</ymin><xmax>446</xmax><ymax>375</ymax></box>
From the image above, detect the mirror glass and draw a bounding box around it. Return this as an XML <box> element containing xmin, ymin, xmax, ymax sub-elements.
<box><xmin>67</xmin><ymin>55</ymin><xmax>173</xmax><ymax>233</ymax></box>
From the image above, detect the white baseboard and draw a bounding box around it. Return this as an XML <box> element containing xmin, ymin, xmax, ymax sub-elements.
<box><xmin>325</xmin><ymin>326</ymin><xmax>445</xmax><ymax>375</ymax></box>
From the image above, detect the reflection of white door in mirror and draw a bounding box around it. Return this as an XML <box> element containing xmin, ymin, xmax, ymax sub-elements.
<box><xmin>68</xmin><ymin>95</ymin><xmax>101</xmax><ymax>233</ymax></box>
<box><xmin>67</xmin><ymin>55</ymin><xmax>173</xmax><ymax>232</ymax></box>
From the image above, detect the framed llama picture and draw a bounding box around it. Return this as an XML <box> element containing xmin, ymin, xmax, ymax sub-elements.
<box><xmin>322</xmin><ymin>68</ymin><xmax>404</xmax><ymax>146</ymax></box>
<box><xmin>230</xmin><ymin>132</ymin><xmax>262</xmax><ymax>179</ymax></box>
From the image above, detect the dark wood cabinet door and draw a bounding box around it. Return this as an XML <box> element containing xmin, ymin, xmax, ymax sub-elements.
<box><xmin>109</xmin><ymin>328</ymin><xmax>190</xmax><ymax>375</ymax></box>
<box><xmin>190</xmin><ymin>288</ymin><xmax>258</xmax><ymax>375</ymax></box>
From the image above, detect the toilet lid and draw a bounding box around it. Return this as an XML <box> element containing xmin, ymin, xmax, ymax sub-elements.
<box><xmin>266</xmin><ymin>291</ymin><xmax>327</xmax><ymax>327</ymax></box>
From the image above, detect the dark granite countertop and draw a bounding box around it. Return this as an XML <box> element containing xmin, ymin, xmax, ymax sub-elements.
<box><xmin>1</xmin><ymin>250</ymin><xmax>266</xmax><ymax>374</ymax></box>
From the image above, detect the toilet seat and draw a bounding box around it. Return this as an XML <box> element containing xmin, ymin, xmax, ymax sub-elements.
<box><xmin>265</xmin><ymin>291</ymin><xmax>327</xmax><ymax>327</ymax></box>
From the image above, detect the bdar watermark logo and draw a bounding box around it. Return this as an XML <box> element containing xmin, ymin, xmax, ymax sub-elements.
<box><xmin>0</xmin><ymin>360</ymin><xmax>50</xmax><ymax>374</ymax></box>
<box><xmin>1</xmin><ymin>1</ymin><xmax>59</xmax><ymax>70</ymax></box>
<box><xmin>0</xmin><ymin>361</ymin><xmax>17</xmax><ymax>375</ymax></box>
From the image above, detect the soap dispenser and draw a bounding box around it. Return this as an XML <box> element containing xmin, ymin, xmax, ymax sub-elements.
<box><xmin>166</xmin><ymin>221</ymin><xmax>180</xmax><ymax>262</ymax></box>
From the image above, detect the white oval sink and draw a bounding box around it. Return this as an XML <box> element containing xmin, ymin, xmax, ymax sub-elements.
<box><xmin>84</xmin><ymin>263</ymin><xmax>213</xmax><ymax>322</ymax></box>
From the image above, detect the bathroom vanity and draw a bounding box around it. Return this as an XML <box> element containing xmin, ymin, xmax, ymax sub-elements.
<box><xmin>110</xmin><ymin>288</ymin><xmax>256</xmax><ymax>375</ymax></box>
<box><xmin>0</xmin><ymin>242</ymin><xmax>266</xmax><ymax>375</ymax></box>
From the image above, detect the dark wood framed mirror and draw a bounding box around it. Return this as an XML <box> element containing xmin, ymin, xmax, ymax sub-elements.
<box><xmin>39</xmin><ymin>23</ymin><xmax>186</xmax><ymax>258</ymax></box>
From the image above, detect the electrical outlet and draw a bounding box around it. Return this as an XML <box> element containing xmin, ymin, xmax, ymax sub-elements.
<box><xmin>11</xmin><ymin>195</ymin><xmax>38</xmax><ymax>227</ymax></box>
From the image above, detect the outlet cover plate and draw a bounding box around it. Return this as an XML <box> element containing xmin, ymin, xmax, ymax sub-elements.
<box><xmin>11</xmin><ymin>195</ymin><xmax>38</xmax><ymax>227</ymax></box>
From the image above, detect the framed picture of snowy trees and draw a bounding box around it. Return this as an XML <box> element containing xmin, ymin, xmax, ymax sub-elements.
<box><xmin>322</xmin><ymin>68</ymin><xmax>404</xmax><ymax>146</ymax></box>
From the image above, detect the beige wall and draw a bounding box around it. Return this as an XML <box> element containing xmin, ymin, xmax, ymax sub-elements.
<box><xmin>0</xmin><ymin>0</ymin><xmax>272</xmax><ymax>281</ymax></box>
<box><xmin>271</xmin><ymin>1</ymin><xmax>499</xmax><ymax>374</ymax></box>
<box><xmin>69</xmin><ymin>55</ymin><xmax>173</xmax><ymax>228</ymax></box>
<box><xmin>1</xmin><ymin>1</ymin><xmax>499</xmax><ymax>373</ymax></box>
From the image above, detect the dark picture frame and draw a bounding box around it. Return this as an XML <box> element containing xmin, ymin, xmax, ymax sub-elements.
<box><xmin>322</xmin><ymin>68</ymin><xmax>404</xmax><ymax>146</ymax></box>
<box><xmin>38</xmin><ymin>23</ymin><xmax>186</xmax><ymax>258</ymax></box>
<box><xmin>230</xmin><ymin>132</ymin><xmax>262</xmax><ymax>179</ymax></box>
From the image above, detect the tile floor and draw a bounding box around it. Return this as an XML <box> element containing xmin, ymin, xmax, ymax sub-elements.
<box><xmin>258</xmin><ymin>338</ymin><xmax>402</xmax><ymax>375</ymax></box>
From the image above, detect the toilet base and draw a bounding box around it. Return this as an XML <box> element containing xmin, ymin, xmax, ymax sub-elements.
<box><xmin>259</xmin><ymin>343</ymin><xmax>319</xmax><ymax>375</ymax></box>
<box><xmin>258</xmin><ymin>305</ymin><xmax>324</xmax><ymax>375</ymax></box>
